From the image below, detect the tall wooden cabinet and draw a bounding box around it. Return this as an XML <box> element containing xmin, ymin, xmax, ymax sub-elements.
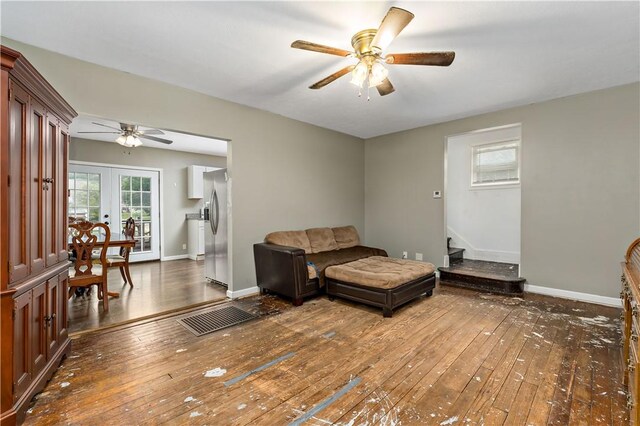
<box><xmin>1</xmin><ymin>46</ymin><xmax>77</xmax><ymax>425</ymax></box>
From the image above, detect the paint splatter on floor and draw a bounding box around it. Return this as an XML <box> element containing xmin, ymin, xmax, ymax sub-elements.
<box><xmin>204</xmin><ymin>367</ymin><xmax>227</xmax><ymax>377</ymax></box>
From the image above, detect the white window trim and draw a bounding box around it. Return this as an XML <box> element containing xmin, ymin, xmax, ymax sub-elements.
<box><xmin>469</xmin><ymin>138</ymin><xmax>522</xmax><ymax>190</ymax></box>
<box><xmin>470</xmin><ymin>138</ymin><xmax>521</xmax><ymax>189</ymax></box>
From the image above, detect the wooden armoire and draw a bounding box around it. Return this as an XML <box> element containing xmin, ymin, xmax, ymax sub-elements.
<box><xmin>1</xmin><ymin>46</ymin><xmax>77</xmax><ymax>425</ymax></box>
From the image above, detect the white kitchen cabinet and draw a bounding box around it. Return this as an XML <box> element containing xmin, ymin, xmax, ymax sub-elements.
<box><xmin>187</xmin><ymin>165</ymin><xmax>219</xmax><ymax>199</ymax></box>
<box><xmin>187</xmin><ymin>219</ymin><xmax>205</xmax><ymax>260</ymax></box>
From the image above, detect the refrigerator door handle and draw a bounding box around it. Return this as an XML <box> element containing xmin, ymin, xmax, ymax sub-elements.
<box><xmin>213</xmin><ymin>190</ymin><xmax>219</xmax><ymax>235</ymax></box>
<box><xmin>209</xmin><ymin>188</ymin><xmax>216</xmax><ymax>235</ymax></box>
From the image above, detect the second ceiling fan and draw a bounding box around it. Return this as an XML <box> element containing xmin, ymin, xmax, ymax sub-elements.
<box><xmin>78</xmin><ymin>122</ymin><xmax>173</xmax><ymax>148</ymax></box>
<box><xmin>291</xmin><ymin>7</ymin><xmax>455</xmax><ymax>97</ymax></box>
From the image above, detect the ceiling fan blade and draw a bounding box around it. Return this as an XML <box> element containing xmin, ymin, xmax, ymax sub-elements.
<box><xmin>140</xmin><ymin>135</ymin><xmax>173</xmax><ymax>144</ymax></box>
<box><xmin>291</xmin><ymin>40</ymin><xmax>351</xmax><ymax>57</ymax></box>
<box><xmin>309</xmin><ymin>65</ymin><xmax>355</xmax><ymax>89</ymax></box>
<box><xmin>77</xmin><ymin>131</ymin><xmax>121</xmax><ymax>134</ymax></box>
<box><xmin>91</xmin><ymin>122</ymin><xmax>124</xmax><ymax>132</ymax></box>
<box><xmin>376</xmin><ymin>78</ymin><xmax>395</xmax><ymax>96</ymax></box>
<box><xmin>138</xmin><ymin>129</ymin><xmax>164</xmax><ymax>136</ymax></box>
<box><xmin>385</xmin><ymin>52</ymin><xmax>455</xmax><ymax>66</ymax></box>
<box><xmin>370</xmin><ymin>7</ymin><xmax>414</xmax><ymax>53</ymax></box>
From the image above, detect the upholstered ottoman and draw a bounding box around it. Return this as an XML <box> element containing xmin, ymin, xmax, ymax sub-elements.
<box><xmin>325</xmin><ymin>256</ymin><xmax>436</xmax><ymax>317</ymax></box>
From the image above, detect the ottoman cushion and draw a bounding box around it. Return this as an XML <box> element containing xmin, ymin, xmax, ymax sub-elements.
<box><xmin>325</xmin><ymin>256</ymin><xmax>435</xmax><ymax>289</ymax></box>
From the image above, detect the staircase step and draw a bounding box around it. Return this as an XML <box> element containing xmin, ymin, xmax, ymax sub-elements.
<box><xmin>448</xmin><ymin>247</ymin><xmax>465</xmax><ymax>264</ymax></box>
<box><xmin>438</xmin><ymin>259</ymin><xmax>525</xmax><ymax>295</ymax></box>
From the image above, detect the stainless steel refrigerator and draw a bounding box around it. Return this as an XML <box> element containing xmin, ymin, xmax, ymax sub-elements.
<box><xmin>203</xmin><ymin>169</ymin><xmax>228</xmax><ymax>287</ymax></box>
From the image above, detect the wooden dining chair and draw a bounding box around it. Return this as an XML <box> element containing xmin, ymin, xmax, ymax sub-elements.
<box><xmin>106</xmin><ymin>217</ymin><xmax>136</xmax><ymax>287</ymax></box>
<box><xmin>68</xmin><ymin>220</ymin><xmax>111</xmax><ymax>312</ymax></box>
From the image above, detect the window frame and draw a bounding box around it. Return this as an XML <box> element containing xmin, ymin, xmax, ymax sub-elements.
<box><xmin>469</xmin><ymin>138</ymin><xmax>521</xmax><ymax>189</ymax></box>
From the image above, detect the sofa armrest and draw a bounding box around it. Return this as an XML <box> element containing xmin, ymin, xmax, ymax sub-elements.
<box><xmin>254</xmin><ymin>243</ymin><xmax>316</xmax><ymax>301</ymax></box>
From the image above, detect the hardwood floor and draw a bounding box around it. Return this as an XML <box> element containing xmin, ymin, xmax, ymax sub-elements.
<box><xmin>68</xmin><ymin>259</ymin><xmax>227</xmax><ymax>333</ymax></box>
<box><xmin>27</xmin><ymin>285</ymin><xmax>627</xmax><ymax>425</ymax></box>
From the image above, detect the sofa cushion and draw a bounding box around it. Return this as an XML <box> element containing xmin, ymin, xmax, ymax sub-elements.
<box><xmin>325</xmin><ymin>256</ymin><xmax>435</xmax><ymax>289</ymax></box>
<box><xmin>332</xmin><ymin>226</ymin><xmax>360</xmax><ymax>249</ymax></box>
<box><xmin>265</xmin><ymin>230</ymin><xmax>312</xmax><ymax>254</ymax></box>
<box><xmin>306</xmin><ymin>227</ymin><xmax>339</xmax><ymax>253</ymax></box>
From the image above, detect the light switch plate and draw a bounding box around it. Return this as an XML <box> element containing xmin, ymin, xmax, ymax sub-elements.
<box><xmin>433</xmin><ymin>190</ymin><xmax>442</xmax><ymax>199</ymax></box>
<box><xmin>416</xmin><ymin>253</ymin><xmax>423</xmax><ymax>261</ymax></box>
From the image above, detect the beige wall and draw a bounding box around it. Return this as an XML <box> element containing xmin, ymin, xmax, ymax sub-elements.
<box><xmin>69</xmin><ymin>137</ymin><xmax>226</xmax><ymax>258</ymax></box>
<box><xmin>365</xmin><ymin>83</ymin><xmax>640</xmax><ymax>299</ymax></box>
<box><xmin>3</xmin><ymin>38</ymin><xmax>365</xmax><ymax>293</ymax></box>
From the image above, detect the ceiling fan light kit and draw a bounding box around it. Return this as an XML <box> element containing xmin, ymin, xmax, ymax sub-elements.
<box><xmin>291</xmin><ymin>7</ymin><xmax>455</xmax><ymax>98</ymax></box>
<box><xmin>116</xmin><ymin>134</ymin><xmax>142</xmax><ymax>148</ymax></box>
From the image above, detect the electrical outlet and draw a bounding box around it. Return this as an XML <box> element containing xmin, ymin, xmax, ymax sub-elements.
<box><xmin>402</xmin><ymin>251</ymin><xmax>408</xmax><ymax>259</ymax></box>
<box><xmin>416</xmin><ymin>253</ymin><xmax>423</xmax><ymax>261</ymax></box>
<box><xmin>182</xmin><ymin>244</ymin><xmax>187</xmax><ymax>250</ymax></box>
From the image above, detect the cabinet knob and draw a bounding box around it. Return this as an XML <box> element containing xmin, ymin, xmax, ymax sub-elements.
<box><xmin>43</xmin><ymin>177</ymin><xmax>55</xmax><ymax>183</ymax></box>
<box><xmin>43</xmin><ymin>313</ymin><xmax>56</xmax><ymax>326</ymax></box>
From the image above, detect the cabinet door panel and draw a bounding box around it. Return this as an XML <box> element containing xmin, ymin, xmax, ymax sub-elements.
<box><xmin>8</xmin><ymin>81</ymin><xmax>30</xmax><ymax>283</ymax></box>
<box><xmin>44</xmin><ymin>117</ymin><xmax>57</xmax><ymax>266</ymax></box>
<box><xmin>29</xmin><ymin>98</ymin><xmax>46</xmax><ymax>274</ymax></box>
<box><xmin>13</xmin><ymin>291</ymin><xmax>31</xmax><ymax>402</ymax></box>
<box><xmin>56</xmin><ymin>126</ymin><xmax>69</xmax><ymax>262</ymax></box>
<box><xmin>46</xmin><ymin>277</ymin><xmax>60</xmax><ymax>357</ymax></box>
<box><xmin>31</xmin><ymin>283</ymin><xmax>46</xmax><ymax>378</ymax></box>
<box><xmin>52</xmin><ymin>271</ymin><xmax>69</xmax><ymax>349</ymax></box>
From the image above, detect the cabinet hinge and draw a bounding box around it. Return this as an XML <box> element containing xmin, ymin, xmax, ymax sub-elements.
<box><xmin>7</xmin><ymin>175</ymin><xmax>10</xmax><ymax>187</ymax></box>
<box><xmin>8</xmin><ymin>87</ymin><xmax>12</xmax><ymax>101</ymax></box>
<box><xmin>12</xmin><ymin>382</ymin><xmax>15</xmax><ymax>394</ymax></box>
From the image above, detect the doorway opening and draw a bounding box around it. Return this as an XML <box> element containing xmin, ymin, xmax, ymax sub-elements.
<box><xmin>440</xmin><ymin>124</ymin><xmax>525</xmax><ymax>294</ymax></box>
<box><xmin>67</xmin><ymin>114</ymin><xmax>230</xmax><ymax>333</ymax></box>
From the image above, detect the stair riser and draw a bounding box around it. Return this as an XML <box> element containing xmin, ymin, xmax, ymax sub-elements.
<box><xmin>440</xmin><ymin>271</ymin><xmax>524</xmax><ymax>295</ymax></box>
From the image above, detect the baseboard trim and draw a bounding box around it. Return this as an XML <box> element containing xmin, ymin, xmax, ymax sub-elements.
<box><xmin>524</xmin><ymin>284</ymin><xmax>621</xmax><ymax>308</ymax></box>
<box><xmin>161</xmin><ymin>254</ymin><xmax>189</xmax><ymax>261</ymax></box>
<box><xmin>226</xmin><ymin>286</ymin><xmax>260</xmax><ymax>299</ymax></box>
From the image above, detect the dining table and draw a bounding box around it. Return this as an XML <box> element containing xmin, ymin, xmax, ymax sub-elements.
<box><xmin>68</xmin><ymin>231</ymin><xmax>136</xmax><ymax>298</ymax></box>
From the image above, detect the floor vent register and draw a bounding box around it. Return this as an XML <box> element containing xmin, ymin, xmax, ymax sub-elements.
<box><xmin>177</xmin><ymin>305</ymin><xmax>258</xmax><ymax>337</ymax></box>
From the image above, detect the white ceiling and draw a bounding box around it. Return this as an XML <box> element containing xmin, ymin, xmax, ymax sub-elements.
<box><xmin>1</xmin><ymin>1</ymin><xmax>638</xmax><ymax>139</ymax></box>
<box><xmin>71</xmin><ymin>114</ymin><xmax>228</xmax><ymax>157</ymax></box>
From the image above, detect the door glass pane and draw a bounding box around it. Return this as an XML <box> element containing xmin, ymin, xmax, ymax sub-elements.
<box><xmin>131</xmin><ymin>176</ymin><xmax>140</xmax><ymax>191</ymax></box>
<box><xmin>121</xmin><ymin>176</ymin><xmax>130</xmax><ymax>191</ymax></box>
<box><xmin>88</xmin><ymin>174</ymin><xmax>100</xmax><ymax>190</ymax></box>
<box><xmin>119</xmin><ymin>174</ymin><xmax>154</xmax><ymax>253</ymax></box>
<box><xmin>68</xmin><ymin>172</ymin><xmax>100</xmax><ymax>222</ymax></box>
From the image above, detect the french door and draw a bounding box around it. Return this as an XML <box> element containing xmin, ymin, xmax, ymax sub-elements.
<box><xmin>68</xmin><ymin>164</ymin><xmax>160</xmax><ymax>262</ymax></box>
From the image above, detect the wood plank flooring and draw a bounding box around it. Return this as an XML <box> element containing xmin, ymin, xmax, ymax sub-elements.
<box><xmin>68</xmin><ymin>259</ymin><xmax>227</xmax><ymax>333</ymax></box>
<box><xmin>27</xmin><ymin>285</ymin><xmax>628</xmax><ymax>425</ymax></box>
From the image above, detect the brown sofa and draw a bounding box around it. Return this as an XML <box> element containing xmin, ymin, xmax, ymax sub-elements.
<box><xmin>253</xmin><ymin>226</ymin><xmax>387</xmax><ymax>305</ymax></box>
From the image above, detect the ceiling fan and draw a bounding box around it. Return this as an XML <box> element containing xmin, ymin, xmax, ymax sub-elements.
<box><xmin>78</xmin><ymin>122</ymin><xmax>173</xmax><ymax>147</ymax></box>
<box><xmin>291</xmin><ymin>7</ymin><xmax>455</xmax><ymax>97</ymax></box>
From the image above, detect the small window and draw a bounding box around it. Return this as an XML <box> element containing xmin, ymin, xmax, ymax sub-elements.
<box><xmin>471</xmin><ymin>140</ymin><xmax>520</xmax><ymax>186</ymax></box>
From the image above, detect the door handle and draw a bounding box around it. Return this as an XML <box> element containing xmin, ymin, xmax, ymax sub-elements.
<box><xmin>209</xmin><ymin>189</ymin><xmax>216</xmax><ymax>235</ymax></box>
<box><xmin>213</xmin><ymin>190</ymin><xmax>219</xmax><ymax>235</ymax></box>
